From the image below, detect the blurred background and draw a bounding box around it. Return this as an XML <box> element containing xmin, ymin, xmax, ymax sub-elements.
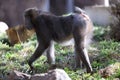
<box><xmin>0</xmin><ymin>0</ymin><xmax>115</xmax><ymax>27</ymax></box>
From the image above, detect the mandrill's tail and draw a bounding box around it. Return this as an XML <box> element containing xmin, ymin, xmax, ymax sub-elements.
<box><xmin>74</xmin><ymin>6</ymin><xmax>86</xmax><ymax>14</ymax></box>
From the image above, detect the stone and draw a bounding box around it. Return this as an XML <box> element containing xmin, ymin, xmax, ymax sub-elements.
<box><xmin>6</xmin><ymin>69</ymin><xmax>71</xmax><ymax>80</ymax></box>
<box><xmin>6</xmin><ymin>70</ymin><xmax>31</xmax><ymax>80</ymax></box>
<box><xmin>31</xmin><ymin>69</ymin><xmax>71</xmax><ymax>80</ymax></box>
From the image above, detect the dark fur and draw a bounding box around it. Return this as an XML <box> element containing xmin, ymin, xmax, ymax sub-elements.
<box><xmin>24</xmin><ymin>8</ymin><xmax>93</xmax><ymax>73</ymax></box>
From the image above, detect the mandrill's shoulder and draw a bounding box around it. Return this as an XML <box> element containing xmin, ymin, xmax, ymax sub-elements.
<box><xmin>37</xmin><ymin>12</ymin><xmax>58</xmax><ymax>20</ymax></box>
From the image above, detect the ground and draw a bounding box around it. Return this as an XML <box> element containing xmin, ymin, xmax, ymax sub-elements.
<box><xmin>0</xmin><ymin>26</ymin><xmax>120</xmax><ymax>80</ymax></box>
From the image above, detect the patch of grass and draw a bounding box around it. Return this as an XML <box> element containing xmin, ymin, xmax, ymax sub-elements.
<box><xmin>92</xmin><ymin>40</ymin><xmax>120</xmax><ymax>70</ymax></box>
<box><xmin>115</xmin><ymin>68</ymin><xmax>120</xmax><ymax>78</ymax></box>
<box><xmin>93</xmin><ymin>26</ymin><xmax>110</xmax><ymax>41</ymax></box>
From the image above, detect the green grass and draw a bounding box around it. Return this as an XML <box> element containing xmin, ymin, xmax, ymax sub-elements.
<box><xmin>0</xmin><ymin>26</ymin><xmax>120</xmax><ymax>80</ymax></box>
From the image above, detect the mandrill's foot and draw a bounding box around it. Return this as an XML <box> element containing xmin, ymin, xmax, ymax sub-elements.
<box><xmin>74</xmin><ymin>64</ymin><xmax>93</xmax><ymax>74</ymax></box>
<box><xmin>27</xmin><ymin>66</ymin><xmax>35</xmax><ymax>74</ymax></box>
<box><xmin>86</xmin><ymin>67</ymin><xmax>93</xmax><ymax>74</ymax></box>
<box><xmin>27</xmin><ymin>61</ymin><xmax>35</xmax><ymax>74</ymax></box>
<box><xmin>49</xmin><ymin>64</ymin><xmax>57</xmax><ymax>70</ymax></box>
<box><xmin>27</xmin><ymin>69</ymin><xmax>34</xmax><ymax>74</ymax></box>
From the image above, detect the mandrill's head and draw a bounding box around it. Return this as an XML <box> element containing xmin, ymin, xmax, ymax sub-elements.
<box><xmin>24</xmin><ymin>8</ymin><xmax>41</xmax><ymax>30</ymax></box>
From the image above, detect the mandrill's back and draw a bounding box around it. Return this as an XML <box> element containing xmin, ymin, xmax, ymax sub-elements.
<box><xmin>37</xmin><ymin>14</ymin><xmax>74</xmax><ymax>42</ymax></box>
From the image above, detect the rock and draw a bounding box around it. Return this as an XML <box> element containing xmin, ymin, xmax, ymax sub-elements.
<box><xmin>99</xmin><ymin>66</ymin><xmax>114</xmax><ymax>78</ymax></box>
<box><xmin>31</xmin><ymin>69</ymin><xmax>71</xmax><ymax>80</ymax></box>
<box><xmin>0</xmin><ymin>22</ymin><xmax>8</xmax><ymax>33</ymax></box>
<box><xmin>6</xmin><ymin>70</ymin><xmax>31</xmax><ymax>80</ymax></box>
<box><xmin>99</xmin><ymin>62</ymin><xmax>120</xmax><ymax>78</ymax></box>
<box><xmin>6</xmin><ymin>69</ymin><xmax>71</xmax><ymax>80</ymax></box>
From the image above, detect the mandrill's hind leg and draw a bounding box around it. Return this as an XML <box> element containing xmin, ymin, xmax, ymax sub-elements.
<box><xmin>73</xmin><ymin>27</ymin><xmax>93</xmax><ymax>73</ymax></box>
<box><xmin>46</xmin><ymin>41</ymin><xmax>55</xmax><ymax>65</ymax></box>
<box><xmin>74</xmin><ymin>50</ymin><xmax>83</xmax><ymax>69</ymax></box>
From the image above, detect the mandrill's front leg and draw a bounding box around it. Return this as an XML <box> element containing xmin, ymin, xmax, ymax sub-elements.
<box><xmin>28</xmin><ymin>40</ymin><xmax>50</xmax><ymax>71</ymax></box>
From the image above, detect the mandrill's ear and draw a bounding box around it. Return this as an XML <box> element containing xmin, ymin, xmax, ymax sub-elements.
<box><xmin>24</xmin><ymin>8</ymin><xmax>40</xmax><ymax>30</ymax></box>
